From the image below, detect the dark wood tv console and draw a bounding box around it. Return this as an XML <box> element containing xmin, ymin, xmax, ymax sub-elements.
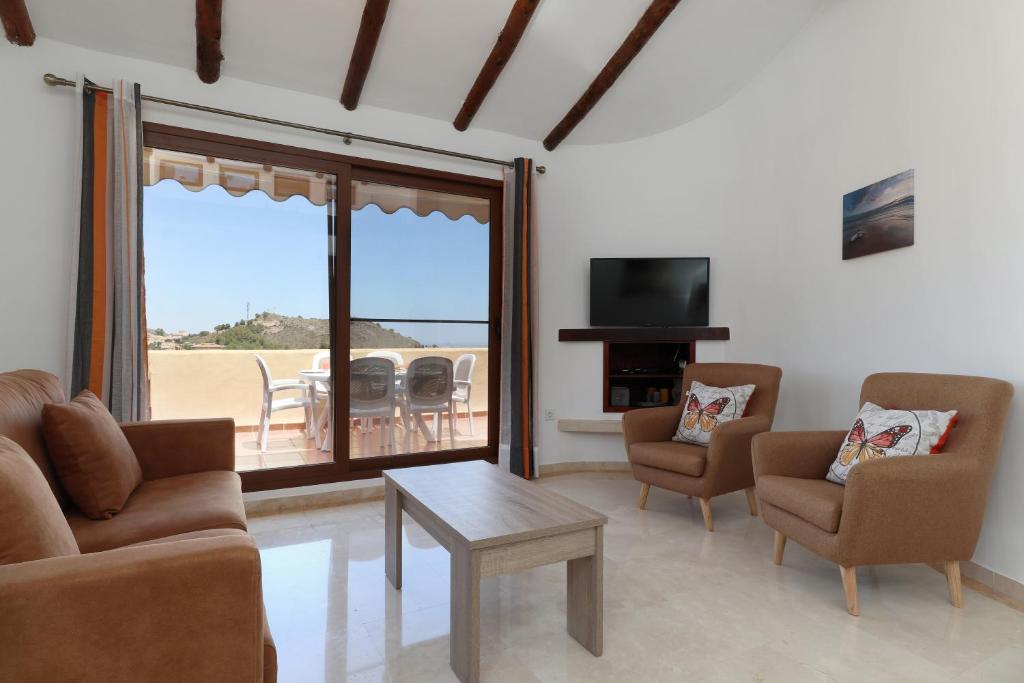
<box><xmin>558</xmin><ymin>327</ymin><xmax>731</xmax><ymax>413</ymax></box>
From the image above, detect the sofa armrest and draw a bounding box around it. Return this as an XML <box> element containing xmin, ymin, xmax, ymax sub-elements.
<box><xmin>752</xmin><ymin>430</ymin><xmax>847</xmax><ymax>480</ymax></box>
<box><xmin>703</xmin><ymin>416</ymin><xmax>771</xmax><ymax>494</ymax></box>
<box><xmin>0</xmin><ymin>535</ymin><xmax>265</xmax><ymax>682</ymax></box>
<box><xmin>622</xmin><ymin>405</ymin><xmax>682</xmax><ymax>452</ymax></box>
<box><xmin>838</xmin><ymin>452</ymin><xmax>986</xmax><ymax>564</ymax></box>
<box><xmin>121</xmin><ymin>418</ymin><xmax>235</xmax><ymax>480</ymax></box>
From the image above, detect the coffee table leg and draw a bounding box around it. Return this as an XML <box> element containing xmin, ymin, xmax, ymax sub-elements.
<box><xmin>450</xmin><ymin>543</ymin><xmax>481</xmax><ymax>683</ymax></box>
<box><xmin>385</xmin><ymin>481</ymin><xmax>402</xmax><ymax>589</ymax></box>
<box><xmin>567</xmin><ymin>526</ymin><xmax>603</xmax><ymax>656</ymax></box>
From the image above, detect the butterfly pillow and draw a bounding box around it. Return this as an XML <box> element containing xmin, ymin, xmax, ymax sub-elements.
<box><xmin>672</xmin><ymin>380</ymin><xmax>756</xmax><ymax>446</ymax></box>
<box><xmin>826</xmin><ymin>402</ymin><xmax>958</xmax><ymax>485</ymax></box>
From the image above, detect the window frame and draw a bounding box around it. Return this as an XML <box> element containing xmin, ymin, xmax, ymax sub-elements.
<box><xmin>142</xmin><ymin>123</ymin><xmax>503</xmax><ymax>492</ymax></box>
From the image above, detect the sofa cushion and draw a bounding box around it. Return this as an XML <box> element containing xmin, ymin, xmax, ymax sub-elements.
<box><xmin>757</xmin><ymin>475</ymin><xmax>845</xmax><ymax>533</ymax></box>
<box><xmin>0</xmin><ymin>370</ymin><xmax>69</xmax><ymax>506</ymax></box>
<box><xmin>69</xmin><ymin>470</ymin><xmax>247</xmax><ymax>553</ymax></box>
<box><xmin>629</xmin><ymin>441</ymin><xmax>707</xmax><ymax>477</ymax></box>
<box><xmin>42</xmin><ymin>391</ymin><xmax>143</xmax><ymax>519</ymax></box>
<box><xmin>0</xmin><ymin>436</ymin><xmax>80</xmax><ymax>564</ymax></box>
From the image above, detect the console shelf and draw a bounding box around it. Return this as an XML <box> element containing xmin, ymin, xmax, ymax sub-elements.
<box><xmin>557</xmin><ymin>326</ymin><xmax>731</xmax><ymax>413</ymax></box>
<box><xmin>558</xmin><ymin>327</ymin><xmax>730</xmax><ymax>342</ymax></box>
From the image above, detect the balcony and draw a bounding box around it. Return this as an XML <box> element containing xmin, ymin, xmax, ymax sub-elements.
<box><xmin>148</xmin><ymin>347</ymin><xmax>488</xmax><ymax>472</ymax></box>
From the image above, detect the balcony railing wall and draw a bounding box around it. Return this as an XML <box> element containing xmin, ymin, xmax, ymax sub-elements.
<box><xmin>148</xmin><ymin>348</ymin><xmax>488</xmax><ymax>428</ymax></box>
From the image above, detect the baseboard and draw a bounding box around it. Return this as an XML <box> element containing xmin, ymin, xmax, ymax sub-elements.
<box><xmin>245</xmin><ymin>482</ymin><xmax>384</xmax><ymax>516</ymax></box>
<box><xmin>537</xmin><ymin>460</ymin><xmax>632</xmax><ymax>477</ymax></box>
<box><xmin>244</xmin><ymin>460</ymin><xmax>631</xmax><ymax>515</ymax></box>
<box><xmin>931</xmin><ymin>561</ymin><xmax>1024</xmax><ymax>612</ymax></box>
<box><xmin>235</xmin><ymin>410</ymin><xmax>488</xmax><ymax>434</ymax></box>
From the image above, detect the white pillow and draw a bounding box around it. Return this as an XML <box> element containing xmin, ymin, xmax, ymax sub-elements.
<box><xmin>672</xmin><ymin>380</ymin><xmax>755</xmax><ymax>446</ymax></box>
<box><xmin>826</xmin><ymin>402</ymin><xmax>958</xmax><ymax>485</ymax></box>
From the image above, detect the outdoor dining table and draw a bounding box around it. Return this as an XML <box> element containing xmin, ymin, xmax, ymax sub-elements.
<box><xmin>300</xmin><ymin>366</ymin><xmax>440</xmax><ymax>452</ymax></box>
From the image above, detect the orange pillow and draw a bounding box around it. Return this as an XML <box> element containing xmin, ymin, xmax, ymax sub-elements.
<box><xmin>42</xmin><ymin>391</ymin><xmax>143</xmax><ymax>520</ymax></box>
<box><xmin>0</xmin><ymin>436</ymin><xmax>80</xmax><ymax>564</ymax></box>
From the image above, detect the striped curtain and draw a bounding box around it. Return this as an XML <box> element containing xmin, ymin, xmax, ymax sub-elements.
<box><xmin>499</xmin><ymin>158</ymin><xmax>535</xmax><ymax>478</ymax></box>
<box><xmin>67</xmin><ymin>79</ymin><xmax>149</xmax><ymax>422</ymax></box>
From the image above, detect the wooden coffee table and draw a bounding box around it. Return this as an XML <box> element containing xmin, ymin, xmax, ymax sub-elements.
<box><xmin>384</xmin><ymin>460</ymin><xmax>607</xmax><ymax>683</ymax></box>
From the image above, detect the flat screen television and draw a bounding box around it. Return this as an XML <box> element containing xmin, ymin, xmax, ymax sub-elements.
<box><xmin>590</xmin><ymin>257</ymin><xmax>709</xmax><ymax>327</ymax></box>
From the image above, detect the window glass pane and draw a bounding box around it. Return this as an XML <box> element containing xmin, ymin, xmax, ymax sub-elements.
<box><xmin>143</xmin><ymin>150</ymin><xmax>335</xmax><ymax>474</ymax></box>
<box><xmin>351</xmin><ymin>189</ymin><xmax>489</xmax><ymax>321</ymax></box>
<box><xmin>348</xmin><ymin>179</ymin><xmax>492</xmax><ymax>461</ymax></box>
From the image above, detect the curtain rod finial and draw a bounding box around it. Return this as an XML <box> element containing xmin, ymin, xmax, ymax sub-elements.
<box><xmin>43</xmin><ymin>73</ymin><xmax>60</xmax><ymax>86</ymax></box>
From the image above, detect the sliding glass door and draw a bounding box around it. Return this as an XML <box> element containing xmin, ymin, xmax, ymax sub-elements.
<box><xmin>342</xmin><ymin>170</ymin><xmax>501</xmax><ymax>472</ymax></box>
<box><xmin>141</xmin><ymin>124</ymin><xmax>501</xmax><ymax>490</ymax></box>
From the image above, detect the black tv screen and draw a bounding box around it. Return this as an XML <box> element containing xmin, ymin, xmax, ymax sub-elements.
<box><xmin>590</xmin><ymin>257</ymin><xmax>709</xmax><ymax>327</ymax></box>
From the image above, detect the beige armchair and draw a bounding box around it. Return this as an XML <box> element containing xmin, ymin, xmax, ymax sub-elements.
<box><xmin>623</xmin><ymin>363</ymin><xmax>782</xmax><ymax>531</ymax></box>
<box><xmin>752</xmin><ymin>372</ymin><xmax>1013</xmax><ymax>615</ymax></box>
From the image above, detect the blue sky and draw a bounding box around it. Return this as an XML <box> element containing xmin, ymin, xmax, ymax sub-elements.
<box><xmin>143</xmin><ymin>181</ymin><xmax>489</xmax><ymax>346</ymax></box>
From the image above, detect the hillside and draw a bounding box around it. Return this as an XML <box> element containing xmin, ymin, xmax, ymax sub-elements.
<box><xmin>150</xmin><ymin>312</ymin><xmax>421</xmax><ymax>350</ymax></box>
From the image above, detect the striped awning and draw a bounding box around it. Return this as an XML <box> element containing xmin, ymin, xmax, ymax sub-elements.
<box><xmin>143</xmin><ymin>148</ymin><xmax>489</xmax><ymax>223</ymax></box>
<box><xmin>351</xmin><ymin>180</ymin><xmax>488</xmax><ymax>224</ymax></box>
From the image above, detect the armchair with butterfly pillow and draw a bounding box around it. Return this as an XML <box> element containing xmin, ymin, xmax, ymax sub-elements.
<box><xmin>622</xmin><ymin>363</ymin><xmax>783</xmax><ymax>532</ymax></box>
<box><xmin>752</xmin><ymin>372</ymin><xmax>1013</xmax><ymax>616</ymax></box>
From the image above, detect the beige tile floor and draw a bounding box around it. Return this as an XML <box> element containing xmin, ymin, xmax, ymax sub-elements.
<box><xmin>248</xmin><ymin>472</ymin><xmax>1024</xmax><ymax>682</ymax></box>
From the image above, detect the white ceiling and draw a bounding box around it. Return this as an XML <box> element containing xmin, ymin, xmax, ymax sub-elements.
<box><xmin>27</xmin><ymin>0</ymin><xmax>824</xmax><ymax>146</ymax></box>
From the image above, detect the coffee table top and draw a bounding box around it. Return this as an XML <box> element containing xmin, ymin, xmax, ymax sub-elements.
<box><xmin>384</xmin><ymin>460</ymin><xmax>607</xmax><ymax>549</ymax></box>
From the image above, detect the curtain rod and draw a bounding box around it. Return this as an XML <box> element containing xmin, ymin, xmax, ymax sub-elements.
<box><xmin>42</xmin><ymin>73</ymin><xmax>545</xmax><ymax>174</ymax></box>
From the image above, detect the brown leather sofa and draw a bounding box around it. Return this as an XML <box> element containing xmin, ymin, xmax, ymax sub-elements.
<box><xmin>0</xmin><ymin>370</ymin><xmax>277</xmax><ymax>682</ymax></box>
<box><xmin>753</xmin><ymin>372</ymin><xmax>1013</xmax><ymax>616</ymax></box>
<box><xmin>623</xmin><ymin>363</ymin><xmax>783</xmax><ymax>531</ymax></box>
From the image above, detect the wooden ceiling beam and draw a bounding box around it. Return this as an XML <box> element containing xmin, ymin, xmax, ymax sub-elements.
<box><xmin>195</xmin><ymin>0</ymin><xmax>224</xmax><ymax>84</ymax></box>
<box><xmin>453</xmin><ymin>0</ymin><xmax>541</xmax><ymax>132</ymax></box>
<box><xmin>543</xmin><ymin>0</ymin><xmax>680</xmax><ymax>151</ymax></box>
<box><xmin>340</xmin><ymin>0</ymin><xmax>390</xmax><ymax>111</ymax></box>
<box><xmin>0</xmin><ymin>0</ymin><xmax>35</xmax><ymax>46</ymax></box>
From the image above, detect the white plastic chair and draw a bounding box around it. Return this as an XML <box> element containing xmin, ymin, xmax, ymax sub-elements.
<box><xmin>311</xmin><ymin>350</ymin><xmax>331</xmax><ymax>371</ymax></box>
<box><xmin>309</xmin><ymin>350</ymin><xmax>332</xmax><ymax>398</ymax></box>
<box><xmin>255</xmin><ymin>354</ymin><xmax>311</xmax><ymax>452</ymax></box>
<box><xmin>365</xmin><ymin>350</ymin><xmax>404</xmax><ymax>435</ymax></box>
<box><xmin>366</xmin><ymin>350</ymin><xmax>405</xmax><ymax>368</ymax></box>
<box><xmin>350</xmin><ymin>357</ymin><xmax>397</xmax><ymax>450</ymax></box>
<box><xmin>307</xmin><ymin>350</ymin><xmax>332</xmax><ymax>442</ymax></box>
<box><xmin>452</xmin><ymin>353</ymin><xmax>477</xmax><ymax>435</ymax></box>
<box><xmin>398</xmin><ymin>356</ymin><xmax>455</xmax><ymax>447</ymax></box>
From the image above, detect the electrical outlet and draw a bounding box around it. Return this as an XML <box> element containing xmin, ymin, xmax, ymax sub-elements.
<box><xmin>543</xmin><ymin>409</ymin><xmax>556</xmax><ymax>422</ymax></box>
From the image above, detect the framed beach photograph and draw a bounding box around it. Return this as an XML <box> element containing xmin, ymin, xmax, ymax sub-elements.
<box><xmin>842</xmin><ymin>169</ymin><xmax>915</xmax><ymax>260</ymax></box>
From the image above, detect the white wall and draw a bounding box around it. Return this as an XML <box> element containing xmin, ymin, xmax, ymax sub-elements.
<box><xmin>538</xmin><ymin>0</ymin><xmax>1024</xmax><ymax>582</ymax></box>
<box><xmin>0</xmin><ymin>37</ymin><xmax>543</xmax><ymax>377</ymax></box>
